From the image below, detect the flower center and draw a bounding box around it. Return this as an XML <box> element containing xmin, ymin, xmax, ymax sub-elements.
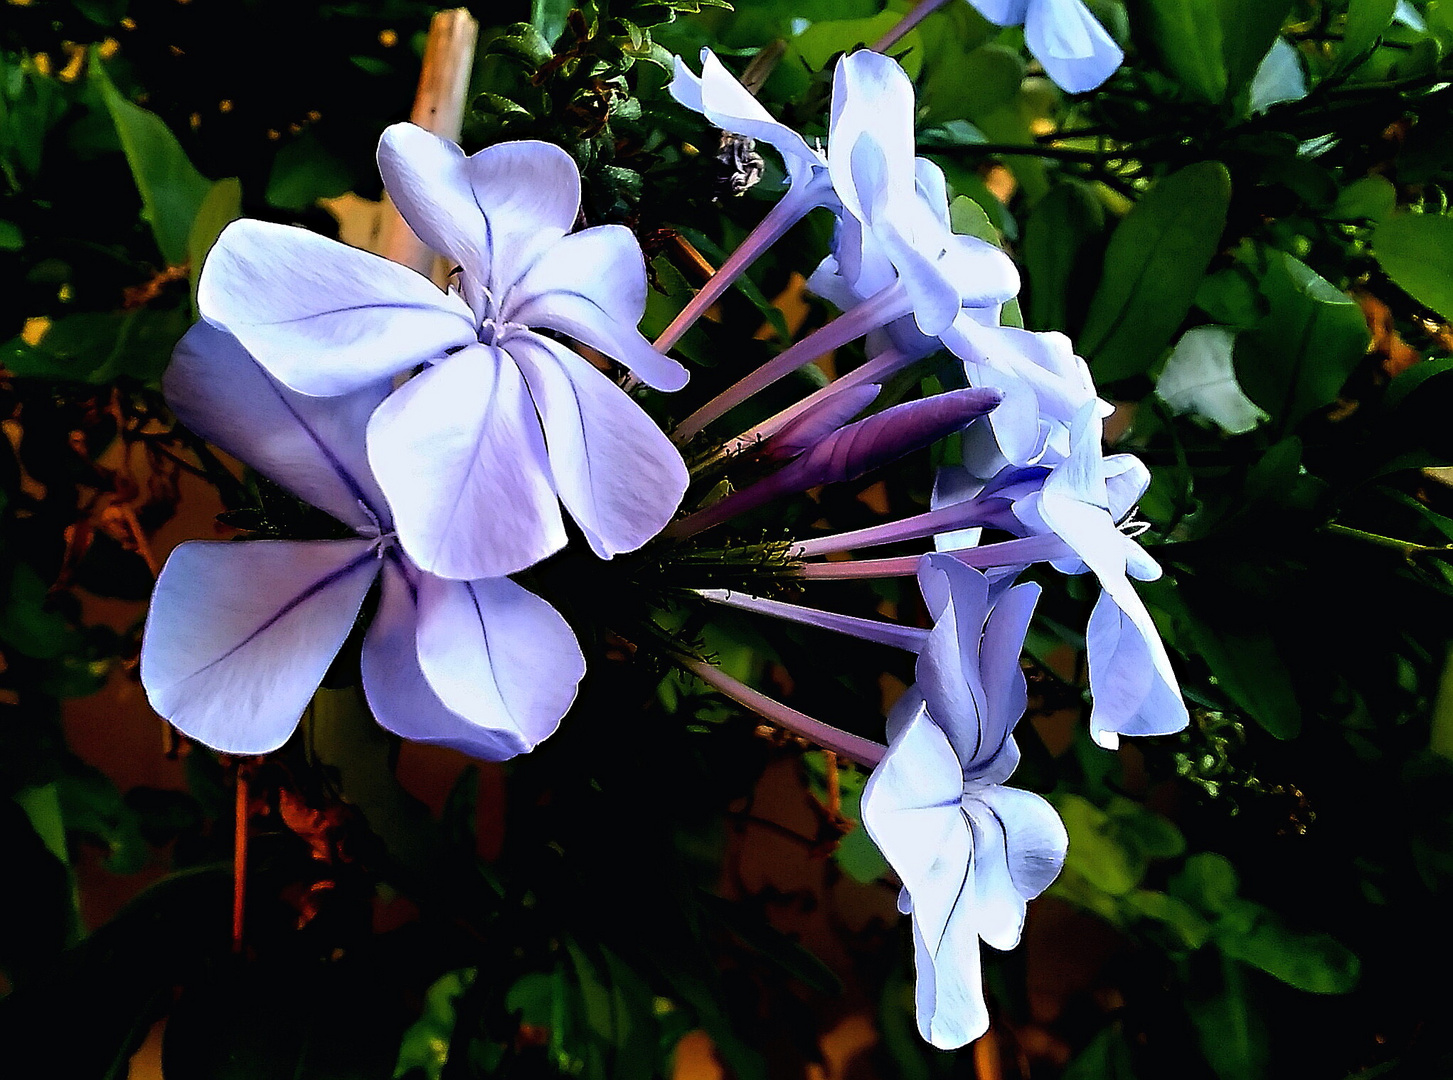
<box><xmin>354</xmin><ymin>500</ymin><xmax>396</xmax><ymax>557</ymax></box>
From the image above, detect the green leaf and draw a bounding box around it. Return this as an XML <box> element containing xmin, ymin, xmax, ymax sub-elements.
<box><xmin>306</xmin><ymin>686</ymin><xmax>452</xmax><ymax>879</ymax></box>
<box><xmin>0</xmin><ymin>220</ymin><xmax>21</xmax><ymax>250</ymax></box>
<box><xmin>93</xmin><ymin>64</ymin><xmax>212</xmax><ymax>266</ymax></box>
<box><xmin>265</xmin><ymin>132</ymin><xmax>353</xmax><ymax>211</ymax></box>
<box><xmin>1373</xmin><ymin>212</ymin><xmax>1453</xmax><ymax>319</ymax></box>
<box><xmin>1023</xmin><ymin>179</ymin><xmax>1105</xmax><ymax>333</ymax></box>
<box><xmin>393</xmin><ymin>969</ymin><xmax>476</xmax><ymax>1080</ymax></box>
<box><xmin>1384</xmin><ymin>354</ymin><xmax>1453</xmax><ymax>410</ymax></box>
<box><xmin>1430</xmin><ymin>644</ymin><xmax>1453</xmax><ymax>761</ymax></box>
<box><xmin>1107</xmin><ymin>796</ymin><xmax>1186</xmax><ymax>860</ymax></box>
<box><xmin>0</xmin><ymin>564</ymin><xmax>79</xmax><ymax>660</ymax></box>
<box><xmin>564</xmin><ymin>941</ymin><xmax>658</xmax><ymax>1080</ymax></box>
<box><xmin>1186</xmin><ymin>957</ymin><xmax>1269</xmax><ymax>1080</ymax></box>
<box><xmin>972</xmin><ymin>93</ymin><xmax>1051</xmax><ymax>204</ymax></box>
<box><xmin>1216</xmin><ymin>0</ymin><xmax>1295</xmax><ymax>95</ymax></box>
<box><xmin>1194</xmin><ymin>267</ymin><xmax>1267</xmax><ymax>328</ymax></box>
<box><xmin>531</xmin><ymin>0</ymin><xmax>574</xmax><ymax>46</ymax></box>
<box><xmin>14</xmin><ymin>783</ymin><xmax>69</xmax><ymax>867</ymax></box>
<box><xmin>187</xmin><ymin>177</ymin><xmax>241</xmax><ymax>314</ymax></box>
<box><xmin>1329</xmin><ymin>175</ymin><xmax>1397</xmax><ymax>221</ymax></box>
<box><xmin>1168</xmin><ymin>852</ymin><xmax>1241</xmax><ymax>915</ymax></box>
<box><xmin>920</xmin><ymin>44</ymin><xmax>1024</xmax><ymax>127</ymax></box>
<box><xmin>1082</xmin><ymin>161</ymin><xmax>1232</xmax><ymax>381</ymax></box>
<box><xmin>1062</xmin><ymin>1025</ymin><xmax>1140</xmax><ymax>1080</ymax></box>
<box><xmin>1214</xmin><ymin>906</ymin><xmax>1361</xmax><ymax>993</ymax></box>
<box><xmin>948</xmin><ymin>193</ymin><xmax>1001</xmax><ymax>245</ymax></box>
<box><xmin>4</xmin><ymin>307</ymin><xmax>190</xmax><ymax>384</ymax></box>
<box><xmin>1339</xmin><ymin>0</ymin><xmax>1400</xmax><ymax>67</ymax></box>
<box><xmin>1056</xmin><ymin>793</ymin><xmax>1151</xmax><ymax>896</ymax></box>
<box><xmin>1235</xmin><ymin>251</ymin><xmax>1370</xmax><ymax>429</ymax></box>
<box><xmin>55</xmin><ymin>764</ymin><xmax>148</xmax><ymax>875</ymax></box>
<box><xmin>1153</xmin><ymin>576</ymin><xmax>1303</xmax><ymax>738</ymax></box>
<box><xmin>1121</xmin><ymin>888</ymin><xmax>1213</xmax><ymax>948</ymax></box>
<box><xmin>1133</xmin><ymin>0</ymin><xmax>1229</xmax><ymax>102</ymax></box>
<box><xmin>786</xmin><ymin>12</ymin><xmax>926</xmax><ymax>90</ymax></box>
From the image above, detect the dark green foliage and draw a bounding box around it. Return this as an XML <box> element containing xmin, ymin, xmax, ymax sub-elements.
<box><xmin>4</xmin><ymin>1</ymin><xmax>1453</xmax><ymax>1078</ymax></box>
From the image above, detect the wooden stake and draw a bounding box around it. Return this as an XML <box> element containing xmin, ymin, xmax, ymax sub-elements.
<box><xmin>376</xmin><ymin>8</ymin><xmax>480</xmax><ymax>277</ymax></box>
<box><xmin>232</xmin><ymin>761</ymin><xmax>249</xmax><ymax>953</ymax></box>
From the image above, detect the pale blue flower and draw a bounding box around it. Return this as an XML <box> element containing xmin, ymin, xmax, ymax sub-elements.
<box><xmin>673</xmin><ymin>50</ymin><xmax>1018</xmax><ymax>340</ymax></box>
<box><xmin>197</xmin><ymin>124</ymin><xmax>689</xmax><ymax>583</ymax></box>
<box><xmin>940</xmin><ymin>320</ymin><xmax>1103</xmax><ymax>466</ymax></box>
<box><xmin>140</xmin><ymin>322</ymin><xmax>584</xmax><ymax>759</ymax></box>
<box><xmin>862</xmin><ymin>556</ymin><xmax>1066</xmax><ymax>1049</ymax></box>
<box><xmin>966</xmin><ymin>0</ymin><xmax>1123</xmax><ymax>93</ymax></box>
<box><xmin>1009</xmin><ymin>404</ymin><xmax>1188</xmax><ymax>747</ymax></box>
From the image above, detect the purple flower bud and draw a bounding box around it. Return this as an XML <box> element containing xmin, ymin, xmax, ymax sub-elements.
<box><xmin>758</xmin><ymin>383</ymin><xmax>882</xmax><ymax>463</ymax></box>
<box><xmin>672</xmin><ymin>388</ymin><xmax>1001</xmax><ymax>538</ymax></box>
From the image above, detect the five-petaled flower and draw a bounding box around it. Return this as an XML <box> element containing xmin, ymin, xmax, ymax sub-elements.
<box><xmin>197</xmin><ymin>123</ymin><xmax>690</xmax><ymax>583</ymax></box>
<box><xmin>141</xmin><ymin>322</ymin><xmax>585</xmax><ymax>759</ymax></box>
<box><xmin>862</xmin><ymin>555</ymin><xmax>1067</xmax><ymax>1049</ymax></box>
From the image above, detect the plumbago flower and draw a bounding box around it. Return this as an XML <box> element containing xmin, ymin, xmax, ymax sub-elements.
<box><xmin>198</xmin><ymin>123</ymin><xmax>689</xmax><ymax>583</ymax></box>
<box><xmin>1006</xmin><ymin>404</ymin><xmax>1187</xmax><ymax>747</ymax></box>
<box><xmin>140</xmin><ymin>322</ymin><xmax>584</xmax><ymax>758</ymax></box>
<box><xmin>861</xmin><ymin>556</ymin><xmax>1066</xmax><ymax>1048</ymax></box>
<box><xmin>670</xmin><ymin>49</ymin><xmax>1019</xmax><ymax>440</ymax></box>
<box><xmin>914</xmin><ymin>403</ymin><xmax>1186</xmax><ymax>746</ymax></box>
<box><xmin>963</xmin><ymin>0</ymin><xmax>1123</xmax><ymax>93</ymax></box>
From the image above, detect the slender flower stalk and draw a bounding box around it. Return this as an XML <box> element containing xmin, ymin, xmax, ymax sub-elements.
<box><xmin>695</xmin><ymin>588</ymin><xmax>930</xmax><ymax>650</ymax></box>
<box><xmin>677</xmin><ymin>655</ymin><xmax>887</xmax><ymax>767</ymax></box>
<box><xmin>872</xmin><ymin>0</ymin><xmax>951</xmax><ymax>53</ymax></box>
<box><xmin>673</xmin><ymin>282</ymin><xmax>913</xmax><ymax>442</ymax></box>
<box><xmin>798</xmin><ymin>534</ymin><xmax>1074</xmax><ymax>579</ymax></box>
<box><xmin>654</xmin><ymin>186</ymin><xmax>822</xmax><ymax>353</ymax></box>
<box><xmin>712</xmin><ymin>347</ymin><xmax>914</xmax><ymax>463</ymax></box>
<box><xmin>792</xmin><ymin>500</ymin><xmax>998</xmax><ymax>558</ymax></box>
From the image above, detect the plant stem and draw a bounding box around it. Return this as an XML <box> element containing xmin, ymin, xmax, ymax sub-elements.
<box><xmin>678</xmin><ymin>655</ymin><xmax>886</xmax><ymax>767</ymax></box>
<box><xmin>1325</xmin><ymin>522</ymin><xmax>1453</xmax><ymax>559</ymax></box>
<box><xmin>695</xmin><ymin>588</ymin><xmax>929</xmax><ymax>650</ymax></box>
<box><xmin>673</xmin><ymin>282</ymin><xmax>911</xmax><ymax>443</ymax></box>
<box><xmin>871</xmin><ymin>0</ymin><xmax>951</xmax><ymax>53</ymax></box>
<box><xmin>791</xmin><ymin>500</ymin><xmax>992</xmax><ymax>557</ymax></box>
<box><xmin>654</xmin><ymin>185</ymin><xmax>820</xmax><ymax>353</ymax></box>
<box><xmin>798</xmin><ymin>533</ymin><xmax>1072</xmax><ymax>579</ymax></box>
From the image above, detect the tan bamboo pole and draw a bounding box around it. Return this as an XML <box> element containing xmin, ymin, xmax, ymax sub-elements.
<box><xmin>375</xmin><ymin>8</ymin><xmax>479</xmax><ymax>279</ymax></box>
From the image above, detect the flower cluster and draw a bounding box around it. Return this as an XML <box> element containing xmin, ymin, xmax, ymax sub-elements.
<box><xmin>142</xmin><ymin>33</ymin><xmax>1186</xmax><ymax>1053</ymax></box>
<box><xmin>143</xmin><ymin>126</ymin><xmax>688</xmax><ymax>760</ymax></box>
<box><xmin>669</xmin><ymin>48</ymin><xmax>1187</xmax><ymax>1045</ymax></box>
